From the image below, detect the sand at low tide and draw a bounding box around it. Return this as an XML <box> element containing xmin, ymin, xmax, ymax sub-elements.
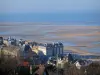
<box><xmin>0</xmin><ymin>23</ymin><xmax>100</xmax><ymax>55</ymax></box>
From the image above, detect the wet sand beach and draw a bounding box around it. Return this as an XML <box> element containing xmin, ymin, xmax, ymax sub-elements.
<box><xmin>0</xmin><ymin>23</ymin><xmax>100</xmax><ymax>55</ymax></box>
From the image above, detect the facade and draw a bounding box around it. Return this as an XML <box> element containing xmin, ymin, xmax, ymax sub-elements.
<box><xmin>53</xmin><ymin>42</ymin><xmax>63</xmax><ymax>56</ymax></box>
<box><xmin>29</xmin><ymin>42</ymin><xmax>64</xmax><ymax>56</ymax></box>
<box><xmin>31</xmin><ymin>46</ymin><xmax>38</xmax><ymax>54</ymax></box>
<box><xmin>46</xmin><ymin>43</ymin><xmax>54</xmax><ymax>56</ymax></box>
<box><xmin>40</xmin><ymin>42</ymin><xmax>63</xmax><ymax>56</ymax></box>
<box><xmin>0</xmin><ymin>37</ymin><xmax>3</xmax><ymax>45</ymax></box>
<box><xmin>75</xmin><ymin>60</ymin><xmax>92</xmax><ymax>69</ymax></box>
<box><xmin>38</xmin><ymin>46</ymin><xmax>46</xmax><ymax>55</ymax></box>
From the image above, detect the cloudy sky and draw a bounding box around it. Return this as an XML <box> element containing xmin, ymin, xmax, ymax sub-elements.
<box><xmin>0</xmin><ymin>0</ymin><xmax>100</xmax><ymax>13</ymax></box>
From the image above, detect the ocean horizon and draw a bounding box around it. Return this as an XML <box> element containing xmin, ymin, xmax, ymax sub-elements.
<box><xmin>0</xmin><ymin>13</ymin><xmax>100</xmax><ymax>25</ymax></box>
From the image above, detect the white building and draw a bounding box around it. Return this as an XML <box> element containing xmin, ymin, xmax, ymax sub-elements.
<box><xmin>30</xmin><ymin>42</ymin><xmax>64</xmax><ymax>56</ymax></box>
<box><xmin>38</xmin><ymin>46</ymin><xmax>46</xmax><ymax>55</ymax></box>
<box><xmin>75</xmin><ymin>60</ymin><xmax>92</xmax><ymax>69</ymax></box>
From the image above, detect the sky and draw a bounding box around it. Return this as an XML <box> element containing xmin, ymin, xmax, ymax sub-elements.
<box><xmin>0</xmin><ymin>0</ymin><xmax>100</xmax><ymax>13</ymax></box>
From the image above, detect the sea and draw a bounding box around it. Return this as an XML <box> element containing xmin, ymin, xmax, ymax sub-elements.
<box><xmin>0</xmin><ymin>13</ymin><xmax>100</xmax><ymax>25</ymax></box>
<box><xmin>0</xmin><ymin>12</ymin><xmax>100</xmax><ymax>53</ymax></box>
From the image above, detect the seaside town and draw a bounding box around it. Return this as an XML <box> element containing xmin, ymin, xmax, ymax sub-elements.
<box><xmin>1</xmin><ymin>0</ymin><xmax>100</xmax><ymax>74</ymax></box>
<box><xmin>0</xmin><ymin>36</ymin><xmax>100</xmax><ymax>75</ymax></box>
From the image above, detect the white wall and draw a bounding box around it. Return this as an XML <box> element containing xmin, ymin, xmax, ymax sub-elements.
<box><xmin>38</xmin><ymin>46</ymin><xmax>46</xmax><ymax>55</ymax></box>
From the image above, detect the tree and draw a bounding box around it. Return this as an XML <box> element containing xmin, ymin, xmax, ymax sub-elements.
<box><xmin>86</xmin><ymin>62</ymin><xmax>100</xmax><ymax>75</ymax></box>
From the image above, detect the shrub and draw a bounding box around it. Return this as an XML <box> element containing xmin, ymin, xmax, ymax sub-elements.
<box><xmin>86</xmin><ymin>62</ymin><xmax>100</xmax><ymax>75</ymax></box>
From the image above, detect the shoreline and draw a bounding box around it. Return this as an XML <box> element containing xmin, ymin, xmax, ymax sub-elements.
<box><xmin>0</xmin><ymin>23</ymin><xmax>100</xmax><ymax>54</ymax></box>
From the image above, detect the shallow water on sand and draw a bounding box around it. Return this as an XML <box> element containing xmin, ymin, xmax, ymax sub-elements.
<box><xmin>0</xmin><ymin>24</ymin><xmax>100</xmax><ymax>53</ymax></box>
